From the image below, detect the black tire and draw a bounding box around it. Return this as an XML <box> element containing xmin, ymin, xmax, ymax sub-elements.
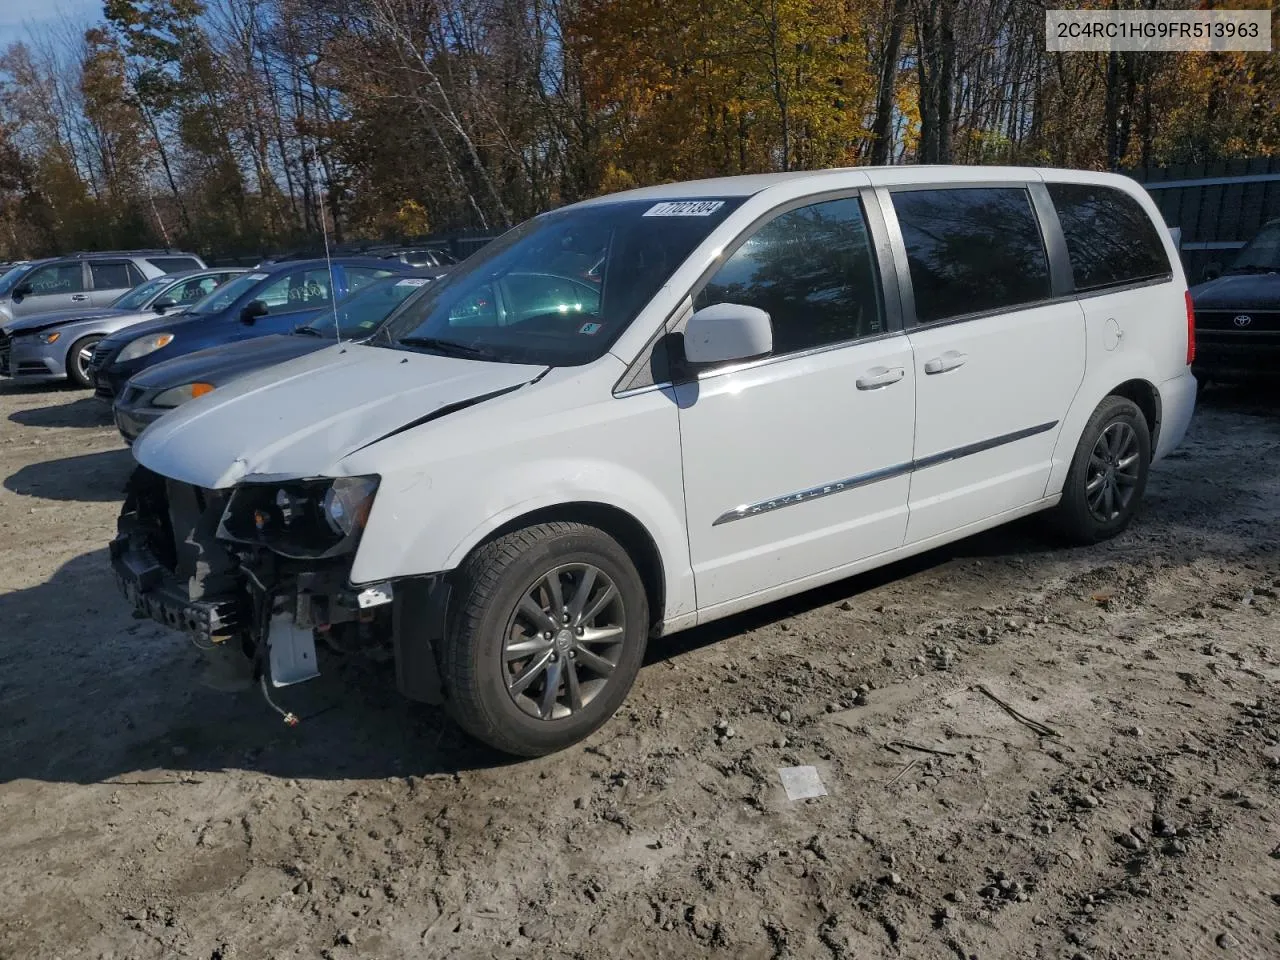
<box><xmin>1051</xmin><ymin>395</ymin><xmax>1151</xmax><ymax>545</ymax></box>
<box><xmin>440</xmin><ymin>521</ymin><xmax>649</xmax><ymax>757</ymax></box>
<box><xmin>65</xmin><ymin>334</ymin><xmax>102</xmax><ymax>388</ymax></box>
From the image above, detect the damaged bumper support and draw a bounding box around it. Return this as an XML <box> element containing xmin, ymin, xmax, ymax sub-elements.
<box><xmin>111</xmin><ymin>468</ymin><xmax>444</xmax><ymax>719</ymax></box>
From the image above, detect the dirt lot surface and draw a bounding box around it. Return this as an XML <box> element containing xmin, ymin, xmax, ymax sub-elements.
<box><xmin>2</xmin><ymin>380</ymin><xmax>1279</xmax><ymax>960</ymax></box>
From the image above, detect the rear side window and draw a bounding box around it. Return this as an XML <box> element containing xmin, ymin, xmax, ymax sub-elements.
<box><xmin>1047</xmin><ymin>183</ymin><xmax>1171</xmax><ymax>291</ymax></box>
<box><xmin>90</xmin><ymin>261</ymin><xmax>142</xmax><ymax>290</ymax></box>
<box><xmin>695</xmin><ymin>196</ymin><xmax>885</xmax><ymax>355</ymax></box>
<box><xmin>891</xmin><ymin>187</ymin><xmax>1051</xmax><ymax>324</ymax></box>
<box><xmin>146</xmin><ymin>256</ymin><xmax>202</xmax><ymax>273</ymax></box>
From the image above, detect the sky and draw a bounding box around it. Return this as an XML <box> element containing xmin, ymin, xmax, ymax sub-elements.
<box><xmin>0</xmin><ymin>0</ymin><xmax>103</xmax><ymax>51</ymax></box>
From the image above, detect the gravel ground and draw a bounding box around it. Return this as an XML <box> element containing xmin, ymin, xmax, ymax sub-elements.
<box><xmin>1</xmin><ymin>379</ymin><xmax>1279</xmax><ymax>960</ymax></box>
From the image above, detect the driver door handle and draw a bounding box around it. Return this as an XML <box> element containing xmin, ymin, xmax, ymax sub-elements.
<box><xmin>71</xmin><ymin>294</ymin><xmax>89</xmax><ymax>301</ymax></box>
<box><xmin>855</xmin><ymin>366</ymin><xmax>905</xmax><ymax>390</ymax></box>
<box><xmin>923</xmin><ymin>351</ymin><xmax>967</xmax><ymax>375</ymax></box>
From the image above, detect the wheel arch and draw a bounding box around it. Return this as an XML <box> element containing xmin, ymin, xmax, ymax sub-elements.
<box><xmin>456</xmin><ymin>501</ymin><xmax>668</xmax><ymax>633</ymax></box>
<box><xmin>1107</xmin><ymin>378</ymin><xmax>1162</xmax><ymax>450</ymax></box>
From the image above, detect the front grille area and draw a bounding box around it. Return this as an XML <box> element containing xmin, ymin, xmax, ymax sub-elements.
<box><xmin>0</xmin><ymin>331</ymin><xmax>11</xmax><ymax>375</ymax></box>
<box><xmin>89</xmin><ymin>339</ymin><xmax>114</xmax><ymax>370</ymax></box>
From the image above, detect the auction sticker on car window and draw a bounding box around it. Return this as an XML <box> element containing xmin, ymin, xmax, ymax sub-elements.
<box><xmin>396</xmin><ymin>278</ymin><xmax>431</xmax><ymax>286</ymax></box>
<box><xmin>248</xmin><ymin>273</ymin><xmax>269</xmax><ymax>281</ymax></box>
<box><xmin>578</xmin><ymin>321</ymin><xmax>603</xmax><ymax>335</ymax></box>
<box><xmin>643</xmin><ymin>200</ymin><xmax>725</xmax><ymax>217</ymax></box>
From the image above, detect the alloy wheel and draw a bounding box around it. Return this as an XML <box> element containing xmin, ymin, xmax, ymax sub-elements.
<box><xmin>76</xmin><ymin>344</ymin><xmax>94</xmax><ymax>382</ymax></box>
<box><xmin>1085</xmin><ymin>421</ymin><xmax>1140</xmax><ymax>522</ymax></box>
<box><xmin>501</xmin><ymin>563</ymin><xmax>626</xmax><ymax>721</ymax></box>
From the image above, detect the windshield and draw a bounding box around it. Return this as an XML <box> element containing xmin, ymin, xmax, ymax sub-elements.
<box><xmin>380</xmin><ymin>197</ymin><xmax>744</xmax><ymax>365</ymax></box>
<box><xmin>302</xmin><ymin>276</ymin><xmax>432</xmax><ymax>339</ymax></box>
<box><xmin>1228</xmin><ymin>223</ymin><xmax>1280</xmax><ymax>273</ymax></box>
<box><xmin>0</xmin><ymin>264</ymin><xmax>34</xmax><ymax>296</ymax></box>
<box><xmin>186</xmin><ymin>270</ymin><xmax>267</xmax><ymax>315</ymax></box>
<box><xmin>111</xmin><ymin>275</ymin><xmax>173</xmax><ymax>311</ymax></box>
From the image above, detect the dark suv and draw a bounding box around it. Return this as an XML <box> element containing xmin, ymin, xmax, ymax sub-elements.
<box><xmin>1190</xmin><ymin>219</ymin><xmax>1280</xmax><ymax>384</ymax></box>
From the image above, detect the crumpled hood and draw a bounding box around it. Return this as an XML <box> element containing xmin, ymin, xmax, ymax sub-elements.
<box><xmin>3</xmin><ymin>306</ymin><xmax>126</xmax><ymax>336</ymax></box>
<box><xmin>129</xmin><ymin>333</ymin><xmax>328</xmax><ymax>390</ymax></box>
<box><xmin>1191</xmin><ymin>272</ymin><xmax>1280</xmax><ymax>311</ymax></box>
<box><xmin>132</xmin><ymin>342</ymin><xmax>547</xmax><ymax>488</ymax></box>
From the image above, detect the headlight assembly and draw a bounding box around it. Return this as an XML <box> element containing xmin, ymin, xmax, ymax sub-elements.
<box><xmin>218</xmin><ymin>475</ymin><xmax>380</xmax><ymax>559</ymax></box>
<box><xmin>117</xmin><ymin>332</ymin><xmax>174</xmax><ymax>362</ymax></box>
<box><xmin>151</xmin><ymin>381</ymin><xmax>215</xmax><ymax>408</ymax></box>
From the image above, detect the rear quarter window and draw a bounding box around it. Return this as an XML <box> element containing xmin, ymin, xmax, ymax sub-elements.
<box><xmin>1047</xmin><ymin>183</ymin><xmax>1171</xmax><ymax>292</ymax></box>
<box><xmin>146</xmin><ymin>256</ymin><xmax>203</xmax><ymax>273</ymax></box>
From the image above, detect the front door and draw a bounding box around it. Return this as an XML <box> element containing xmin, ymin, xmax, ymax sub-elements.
<box><xmin>885</xmin><ymin>185</ymin><xmax>1087</xmax><ymax>544</ymax></box>
<box><xmin>11</xmin><ymin>262</ymin><xmax>89</xmax><ymax>318</ymax></box>
<box><xmin>676</xmin><ymin>194</ymin><xmax>916</xmax><ymax>613</ymax></box>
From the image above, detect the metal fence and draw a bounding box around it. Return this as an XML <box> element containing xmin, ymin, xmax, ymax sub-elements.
<box><xmin>1126</xmin><ymin>158</ymin><xmax>1280</xmax><ymax>283</ymax></box>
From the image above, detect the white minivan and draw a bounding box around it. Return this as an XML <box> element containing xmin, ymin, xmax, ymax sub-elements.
<box><xmin>111</xmin><ymin>165</ymin><xmax>1197</xmax><ymax>756</ymax></box>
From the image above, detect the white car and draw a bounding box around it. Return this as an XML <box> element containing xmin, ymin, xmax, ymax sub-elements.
<box><xmin>111</xmin><ymin>165</ymin><xmax>1197</xmax><ymax>756</ymax></box>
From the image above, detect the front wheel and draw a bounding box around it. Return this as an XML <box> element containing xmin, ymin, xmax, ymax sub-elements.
<box><xmin>65</xmin><ymin>335</ymin><xmax>102</xmax><ymax>388</ymax></box>
<box><xmin>1051</xmin><ymin>395</ymin><xmax>1152</xmax><ymax>545</ymax></box>
<box><xmin>439</xmin><ymin>521</ymin><xmax>649</xmax><ymax>756</ymax></box>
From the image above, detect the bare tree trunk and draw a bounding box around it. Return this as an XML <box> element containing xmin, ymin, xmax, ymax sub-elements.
<box><xmin>870</xmin><ymin>0</ymin><xmax>909</xmax><ymax>165</ymax></box>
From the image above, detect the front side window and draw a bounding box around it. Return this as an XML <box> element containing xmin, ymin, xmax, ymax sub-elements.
<box><xmin>256</xmin><ymin>268</ymin><xmax>332</xmax><ymax>313</ymax></box>
<box><xmin>1048</xmin><ymin>183</ymin><xmax>1171</xmax><ymax>290</ymax></box>
<box><xmin>174</xmin><ymin>276</ymin><xmax>220</xmax><ymax>303</ymax></box>
<box><xmin>892</xmin><ymin>187</ymin><xmax>1051</xmax><ymax>323</ymax></box>
<box><xmin>23</xmin><ymin>262</ymin><xmax>85</xmax><ymax>295</ymax></box>
<box><xmin>111</xmin><ymin>275</ymin><xmax>171</xmax><ymax>310</ymax></box>
<box><xmin>381</xmin><ymin>197</ymin><xmax>743</xmax><ymax>365</ymax></box>
<box><xmin>185</xmin><ymin>271</ymin><xmax>268</xmax><ymax>315</ymax></box>
<box><xmin>694</xmin><ymin>197</ymin><xmax>885</xmax><ymax>355</ymax></box>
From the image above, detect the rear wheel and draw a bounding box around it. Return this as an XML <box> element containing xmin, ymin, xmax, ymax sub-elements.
<box><xmin>1051</xmin><ymin>395</ymin><xmax>1151</xmax><ymax>545</ymax></box>
<box><xmin>65</xmin><ymin>335</ymin><xmax>102</xmax><ymax>388</ymax></box>
<box><xmin>439</xmin><ymin>521</ymin><xmax>649</xmax><ymax>756</ymax></box>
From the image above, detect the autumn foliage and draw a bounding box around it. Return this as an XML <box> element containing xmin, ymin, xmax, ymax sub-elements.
<box><xmin>0</xmin><ymin>0</ymin><xmax>1276</xmax><ymax>259</ymax></box>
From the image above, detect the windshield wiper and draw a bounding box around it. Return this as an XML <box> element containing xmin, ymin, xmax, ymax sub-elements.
<box><xmin>396</xmin><ymin>336</ymin><xmax>497</xmax><ymax>359</ymax></box>
<box><xmin>293</xmin><ymin>325</ymin><xmax>325</xmax><ymax>337</ymax></box>
<box><xmin>1225</xmin><ymin>265</ymin><xmax>1279</xmax><ymax>275</ymax></box>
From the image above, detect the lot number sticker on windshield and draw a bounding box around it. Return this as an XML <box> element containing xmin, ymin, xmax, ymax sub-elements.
<box><xmin>247</xmin><ymin>273</ymin><xmax>269</xmax><ymax>281</ymax></box>
<box><xmin>643</xmin><ymin>200</ymin><xmax>725</xmax><ymax>217</ymax></box>
<box><xmin>396</xmin><ymin>278</ymin><xmax>430</xmax><ymax>287</ymax></box>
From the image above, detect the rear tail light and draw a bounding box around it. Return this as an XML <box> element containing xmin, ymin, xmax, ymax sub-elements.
<box><xmin>1185</xmin><ymin>290</ymin><xmax>1196</xmax><ymax>365</ymax></box>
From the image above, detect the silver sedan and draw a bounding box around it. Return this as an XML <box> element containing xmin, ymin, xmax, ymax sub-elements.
<box><xmin>0</xmin><ymin>268</ymin><xmax>246</xmax><ymax>387</ymax></box>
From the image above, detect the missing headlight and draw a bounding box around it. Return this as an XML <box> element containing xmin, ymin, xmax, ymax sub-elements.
<box><xmin>218</xmin><ymin>475</ymin><xmax>379</xmax><ymax>559</ymax></box>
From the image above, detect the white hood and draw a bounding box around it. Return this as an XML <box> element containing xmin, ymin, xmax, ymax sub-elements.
<box><xmin>132</xmin><ymin>342</ymin><xmax>547</xmax><ymax>488</ymax></box>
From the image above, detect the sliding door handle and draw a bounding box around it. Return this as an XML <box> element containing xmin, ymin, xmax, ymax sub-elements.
<box><xmin>923</xmin><ymin>351</ymin><xmax>967</xmax><ymax>375</ymax></box>
<box><xmin>855</xmin><ymin>366</ymin><xmax>905</xmax><ymax>390</ymax></box>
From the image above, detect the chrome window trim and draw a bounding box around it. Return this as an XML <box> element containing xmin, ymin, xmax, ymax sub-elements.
<box><xmin>712</xmin><ymin>420</ymin><xmax>1059</xmax><ymax>526</ymax></box>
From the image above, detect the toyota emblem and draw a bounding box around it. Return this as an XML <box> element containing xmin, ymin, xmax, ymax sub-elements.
<box><xmin>1233</xmin><ymin>315</ymin><xmax>1253</xmax><ymax>327</ymax></box>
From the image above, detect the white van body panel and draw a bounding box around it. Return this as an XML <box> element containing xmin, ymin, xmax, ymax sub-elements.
<box><xmin>127</xmin><ymin>165</ymin><xmax>1197</xmax><ymax>640</ymax></box>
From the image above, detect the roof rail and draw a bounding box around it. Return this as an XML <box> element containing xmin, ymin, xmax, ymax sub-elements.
<box><xmin>61</xmin><ymin>248</ymin><xmax>194</xmax><ymax>258</ymax></box>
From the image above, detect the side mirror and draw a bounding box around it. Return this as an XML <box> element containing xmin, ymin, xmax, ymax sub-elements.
<box><xmin>153</xmin><ymin>298</ymin><xmax>177</xmax><ymax>313</ymax></box>
<box><xmin>682</xmin><ymin>303</ymin><xmax>773</xmax><ymax>366</ymax></box>
<box><xmin>240</xmin><ymin>299</ymin><xmax>268</xmax><ymax>324</ymax></box>
<box><xmin>1201</xmin><ymin>262</ymin><xmax>1222</xmax><ymax>282</ymax></box>
<box><xmin>12</xmin><ymin>283</ymin><xmax>31</xmax><ymax>299</ymax></box>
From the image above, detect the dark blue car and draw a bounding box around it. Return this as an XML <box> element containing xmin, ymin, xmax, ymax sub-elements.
<box><xmin>88</xmin><ymin>257</ymin><xmax>411</xmax><ymax>400</ymax></box>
